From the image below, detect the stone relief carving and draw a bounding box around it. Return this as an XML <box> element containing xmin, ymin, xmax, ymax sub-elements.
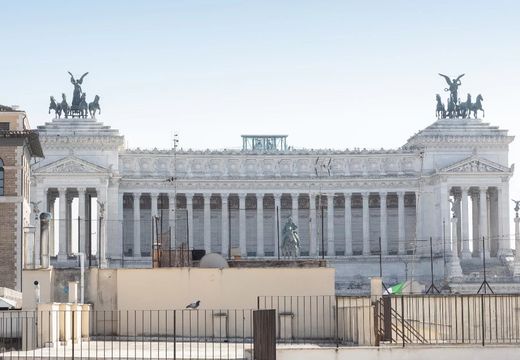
<box><xmin>448</xmin><ymin>159</ymin><xmax>504</xmax><ymax>173</ymax></box>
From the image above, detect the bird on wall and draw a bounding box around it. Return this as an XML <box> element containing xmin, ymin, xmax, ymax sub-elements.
<box><xmin>186</xmin><ymin>300</ymin><xmax>200</xmax><ymax>309</ymax></box>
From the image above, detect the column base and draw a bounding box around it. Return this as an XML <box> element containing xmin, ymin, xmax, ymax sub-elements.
<box><xmin>513</xmin><ymin>261</ymin><xmax>520</xmax><ymax>277</ymax></box>
<box><xmin>448</xmin><ymin>257</ymin><xmax>463</xmax><ymax>278</ymax></box>
<box><xmin>461</xmin><ymin>250</ymin><xmax>472</xmax><ymax>259</ymax></box>
<box><xmin>480</xmin><ymin>250</ymin><xmax>491</xmax><ymax>260</ymax></box>
<box><xmin>57</xmin><ymin>253</ymin><xmax>68</xmax><ymax>263</ymax></box>
<box><xmin>497</xmin><ymin>248</ymin><xmax>513</xmax><ymax>257</ymax></box>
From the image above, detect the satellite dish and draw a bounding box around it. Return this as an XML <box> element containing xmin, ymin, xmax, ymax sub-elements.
<box><xmin>199</xmin><ymin>253</ymin><xmax>229</xmax><ymax>269</ymax></box>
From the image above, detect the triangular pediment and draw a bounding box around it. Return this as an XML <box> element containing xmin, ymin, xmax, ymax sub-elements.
<box><xmin>440</xmin><ymin>156</ymin><xmax>511</xmax><ymax>174</ymax></box>
<box><xmin>34</xmin><ymin>156</ymin><xmax>108</xmax><ymax>174</ymax></box>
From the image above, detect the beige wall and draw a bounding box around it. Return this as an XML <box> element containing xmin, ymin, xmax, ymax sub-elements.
<box><xmin>116</xmin><ymin>267</ymin><xmax>335</xmax><ymax>310</ymax></box>
<box><xmin>22</xmin><ymin>267</ymin><xmax>335</xmax><ymax>311</ymax></box>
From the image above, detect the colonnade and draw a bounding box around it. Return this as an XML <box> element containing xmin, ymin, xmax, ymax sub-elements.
<box><xmin>448</xmin><ymin>185</ymin><xmax>510</xmax><ymax>259</ymax></box>
<box><xmin>122</xmin><ymin>191</ymin><xmax>419</xmax><ymax>258</ymax></box>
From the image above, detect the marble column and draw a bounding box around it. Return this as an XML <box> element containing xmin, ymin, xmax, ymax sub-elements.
<box><xmin>78</xmin><ymin>188</ymin><xmax>87</xmax><ymax>256</ymax></box>
<box><xmin>117</xmin><ymin>192</ymin><xmax>124</xmax><ymax>260</ymax></box>
<box><xmin>58</xmin><ymin>187</ymin><xmax>68</xmax><ymax>261</ymax></box>
<box><xmin>513</xmin><ymin>214</ymin><xmax>520</xmax><ymax>276</ymax></box>
<box><xmin>256</xmin><ymin>193</ymin><xmax>264</xmax><ymax>257</ymax></box>
<box><xmin>479</xmin><ymin>187</ymin><xmax>489</xmax><ymax>259</ymax></box>
<box><xmin>97</xmin><ymin>187</ymin><xmax>108</xmax><ymax>267</ymax></box>
<box><xmin>380</xmin><ymin>192</ymin><xmax>388</xmax><ymax>255</ymax></box>
<box><xmin>344</xmin><ymin>193</ymin><xmax>352</xmax><ymax>256</ymax></box>
<box><xmin>497</xmin><ymin>186</ymin><xmax>511</xmax><ymax>256</ymax></box>
<box><xmin>309</xmin><ymin>193</ymin><xmax>317</xmax><ymax>257</ymax></box>
<box><xmin>274</xmin><ymin>194</ymin><xmax>281</xmax><ymax>258</ymax></box>
<box><xmin>150</xmin><ymin>193</ymin><xmax>159</xmax><ymax>256</ymax></box>
<box><xmin>460</xmin><ymin>187</ymin><xmax>471</xmax><ymax>259</ymax></box>
<box><xmin>239</xmin><ymin>193</ymin><xmax>247</xmax><ymax>257</ymax></box>
<box><xmin>471</xmin><ymin>191</ymin><xmax>480</xmax><ymax>256</ymax></box>
<box><xmin>415</xmin><ymin>191</ymin><xmax>421</xmax><ymax>247</ymax></box>
<box><xmin>66</xmin><ymin>195</ymin><xmax>73</xmax><ymax>255</ymax></box>
<box><xmin>38</xmin><ymin>187</ymin><xmax>48</xmax><ymax>265</ymax></box>
<box><xmin>221</xmin><ymin>193</ymin><xmax>229</xmax><ymax>257</ymax></box>
<box><xmin>397</xmin><ymin>191</ymin><xmax>405</xmax><ymax>255</ymax></box>
<box><xmin>203</xmin><ymin>193</ymin><xmax>211</xmax><ymax>254</ymax></box>
<box><xmin>362</xmin><ymin>192</ymin><xmax>370</xmax><ymax>255</ymax></box>
<box><xmin>186</xmin><ymin>193</ymin><xmax>194</xmax><ymax>250</ymax></box>
<box><xmin>448</xmin><ymin>216</ymin><xmax>463</xmax><ymax>278</ymax></box>
<box><xmin>133</xmin><ymin>192</ymin><xmax>141</xmax><ymax>257</ymax></box>
<box><xmin>327</xmin><ymin>193</ymin><xmax>335</xmax><ymax>256</ymax></box>
<box><xmin>168</xmin><ymin>193</ymin><xmax>176</xmax><ymax>250</ymax></box>
<box><xmin>291</xmin><ymin>193</ymin><xmax>299</xmax><ymax>229</ymax></box>
<box><xmin>48</xmin><ymin>193</ymin><xmax>55</xmax><ymax>256</ymax></box>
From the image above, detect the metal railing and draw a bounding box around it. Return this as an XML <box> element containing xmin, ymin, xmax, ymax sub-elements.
<box><xmin>376</xmin><ymin>294</ymin><xmax>520</xmax><ymax>346</ymax></box>
<box><xmin>257</xmin><ymin>295</ymin><xmax>376</xmax><ymax>346</ymax></box>
<box><xmin>0</xmin><ymin>309</ymin><xmax>254</xmax><ymax>359</ymax></box>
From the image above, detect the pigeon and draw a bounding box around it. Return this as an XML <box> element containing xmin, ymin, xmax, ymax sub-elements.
<box><xmin>186</xmin><ymin>300</ymin><xmax>200</xmax><ymax>309</ymax></box>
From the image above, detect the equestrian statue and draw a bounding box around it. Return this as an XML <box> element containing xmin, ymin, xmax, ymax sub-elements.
<box><xmin>435</xmin><ymin>74</ymin><xmax>484</xmax><ymax>119</ymax></box>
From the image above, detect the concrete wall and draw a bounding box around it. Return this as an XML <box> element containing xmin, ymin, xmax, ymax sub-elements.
<box><xmin>277</xmin><ymin>345</ymin><xmax>520</xmax><ymax>360</ymax></box>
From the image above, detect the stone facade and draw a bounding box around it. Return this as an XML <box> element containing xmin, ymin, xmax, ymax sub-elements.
<box><xmin>0</xmin><ymin>106</ymin><xmax>43</xmax><ymax>290</ymax></box>
<box><xmin>30</xmin><ymin>115</ymin><xmax>516</xmax><ymax>287</ymax></box>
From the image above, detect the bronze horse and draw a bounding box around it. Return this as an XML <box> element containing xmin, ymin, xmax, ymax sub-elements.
<box><xmin>88</xmin><ymin>95</ymin><xmax>101</xmax><ymax>118</ymax></box>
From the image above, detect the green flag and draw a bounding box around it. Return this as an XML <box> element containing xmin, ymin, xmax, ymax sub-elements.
<box><xmin>384</xmin><ymin>282</ymin><xmax>405</xmax><ymax>295</ymax></box>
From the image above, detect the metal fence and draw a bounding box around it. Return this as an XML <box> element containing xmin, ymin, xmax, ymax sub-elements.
<box><xmin>257</xmin><ymin>295</ymin><xmax>376</xmax><ymax>346</ymax></box>
<box><xmin>377</xmin><ymin>294</ymin><xmax>520</xmax><ymax>346</ymax></box>
<box><xmin>0</xmin><ymin>309</ymin><xmax>254</xmax><ymax>359</ymax></box>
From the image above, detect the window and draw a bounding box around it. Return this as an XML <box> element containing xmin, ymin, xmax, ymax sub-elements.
<box><xmin>0</xmin><ymin>122</ymin><xmax>9</xmax><ymax>131</ymax></box>
<box><xmin>0</xmin><ymin>158</ymin><xmax>3</xmax><ymax>196</ymax></box>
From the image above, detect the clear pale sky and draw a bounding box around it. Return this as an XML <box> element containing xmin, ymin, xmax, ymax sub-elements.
<box><xmin>1</xmin><ymin>1</ymin><xmax>519</xmax><ymax>199</ymax></box>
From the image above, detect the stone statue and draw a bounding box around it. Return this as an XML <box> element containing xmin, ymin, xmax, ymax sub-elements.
<box><xmin>439</xmin><ymin>73</ymin><xmax>465</xmax><ymax>105</ymax></box>
<box><xmin>68</xmin><ymin>71</ymin><xmax>89</xmax><ymax>108</ymax></box>
<box><xmin>281</xmin><ymin>217</ymin><xmax>300</xmax><ymax>258</ymax></box>
<box><xmin>449</xmin><ymin>198</ymin><xmax>458</xmax><ymax>218</ymax></box>
<box><xmin>89</xmin><ymin>95</ymin><xmax>101</xmax><ymax>117</ymax></box>
<box><xmin>97</xmin><ymin>200</ymin><xmax>105</xmax><ymax>219</ymax></box>
<box><xmin>512</xmin><ymin>199</ymin><xmax>520</xmax><ymax>217</ymax></box>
